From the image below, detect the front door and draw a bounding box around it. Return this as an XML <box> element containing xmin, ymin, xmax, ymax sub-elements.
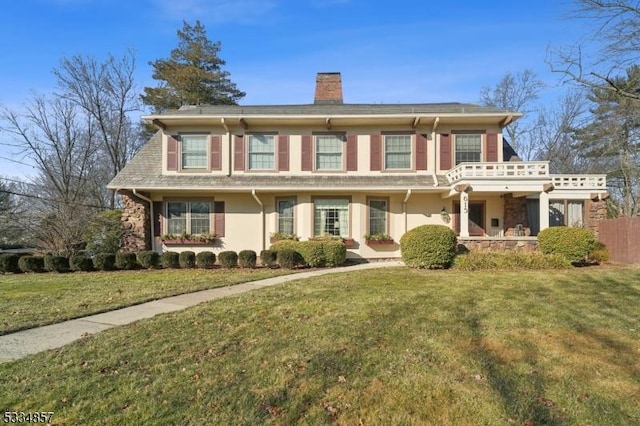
<box><xmin>454</xmin><ymin>202</ymin><xmax>485</xmax><ymax>236</ymax></box>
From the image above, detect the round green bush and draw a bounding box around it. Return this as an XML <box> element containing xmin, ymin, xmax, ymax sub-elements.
<box><xmin>260</xmin><ymin>250</ymin><xmax>277</xmax><ymax>268</ymax></box>
<box><xmin>179</xmin><ymin>251</ymin><xmax>196</xmax><ymax>269</ymax></box>
<box><xmin>161</xmin><ymin>251</ymin><xmax>180</xmax><ymax>269</ymax></box>
<box><xmin>277</xmin><ymin>249</ymin><xmax>302</xmax><ymax>269</ymax></box>
<box><xmin>48</xmin><ymin>256</ymin><xmax>70</xmax><ymax>273</ymax></box>
<box><xmin>297</xmin><ymin>241</ymin><xmax>325</xmax><ymax>267</ymax></box>
<box><xmin>238</xmin><ymin>250</ymin><xmax>257</xmax><ymax>268</ymax></box>
<box><xmin>322</xmin><ymin>240</ymin><xmax>347</xmax><ymax>266</ymax></box>
<box><xmin>196</xmin><ymin>251</ymin><xmax>216</xmax><ymax>269</ymax></box>
<box><xmin>93</xmin><ymin>253</ymin><xmax>116</xmax><ymax>271</ymax></box>
<box><xmin>137</xmin><ymin>251</ymin><xmax>160</xmax><ymax>269</ymax></box>
<box><xmin>218</xmin><ymin>251</ymin><xmax>238</xmax><ymax>268</ymax></box>
<box><xmin>538</xmin><ymin>226</ymin><xmax>597</xmax><ymax>263</ymax></box>
<box><xmin>18</xmin><ymin>256</ymin><xmax>45</xmax><ymax>273</ymax></box>
<box><xmin>0</xmin><ymin>253</ymin><xmax>21</xmax><ymax>273</ymax></box>
<box><xmin>70</xmin><ymin>254</ymin><xmax>94</xmax><ymax>272</ymax></box>
<box><xmin>400</xmin><ymin>224</ymin><xmax>457</xmax><ymax>269</ymax></box>
<box><xmin>115</xmin><ymin>252</ymin><xmax>138</xmax><ymax>270</ymax></box>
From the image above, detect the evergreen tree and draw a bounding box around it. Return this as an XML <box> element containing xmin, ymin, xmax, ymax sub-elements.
<box><xmin>142</xmin><ymin>21</ymin><xmax>245</xmax><ymax>112</ymax></box>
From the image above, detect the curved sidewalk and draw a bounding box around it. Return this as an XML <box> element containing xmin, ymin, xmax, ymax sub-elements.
<box><xmin>0</xmin><ymin>261</ymin><xmax>403</xmax><ymax>363</ymax></box>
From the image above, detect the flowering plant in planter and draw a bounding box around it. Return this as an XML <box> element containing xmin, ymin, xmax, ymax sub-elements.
<box><xmin>161</xmin><ymin>232</ymin><xmax>217</xmax><ymax>245</ymax></box>
<box><xmin>309</xmin><ymin>235</ymin><xmax>356</xmax><ymax>247</ymax></box>
<box><xmin>269</xmin><ymin>232</ymin><xmax>299</xmax><ymax>243</ymax></box>
<box><xmin>364</xmin><ymin>233</ymin><xmax>394</xmax><ymax>245</ymax></box>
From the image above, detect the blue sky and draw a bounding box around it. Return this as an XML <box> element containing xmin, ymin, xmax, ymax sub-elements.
<box><xmin>0</xmin><ymin>0</ymin><xmax>588</xmax><ymax>177</ymax></box>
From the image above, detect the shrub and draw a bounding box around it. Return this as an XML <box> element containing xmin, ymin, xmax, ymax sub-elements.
<box><xmin>400</xmin><ymin>225</ymin><xmax>457</xmax><ymax>269</ymax></box>
<box><xmin>260</xmin><ymin>250</ymin><xmax>277</xmax><ymax>268</ymax></box>
<box><xmin>219</xmin><ymin>251</ymin><xmax>238</xmax><ymax>268</ymax></box>
<box><xmin>0</xmin><ymin>253</ymin><xmax>21</xmax><ymax>273</ymax></box>
<box><xmin>238</xmin><ymin>250</ymin><xmax>257</xmax><ymax>268</ymax></box>
<box><xmin>277</xmin><ymin>249</ymin><xmax>302</xmax><ymax>269</ymax></box>
<box><xmin>18</xmin><ymin>256</ymin><xmax>45</xmax><ymax>273</ymax></box>
<box><xmin>538</xmin><ymin>227</ymin><xmax>597</xmax><ymax>263</ymax></box>
<box><xmin>70</xmin><ymin>254</ymin><xmax>94</xmax><ymax>272</ymax></box>
<box><xmin>589</xmin><ymin>241</ymin><xmax>610</xmax><ymax>263</ymax></box>
<box><xmin>137</xmin><ymin>251</ymin><xmax>160</xmax><ymax>269</ymax></box>
<box><xmin>323</xmin><ymin>240</ymin><xmax>347</xmax><ymax>266</ymax></box>
<box><xmin>297</xmin><ymin>241</ymin><xmax>326</xmax><ymax>267</ymax></box>
<box><xmin>115</xmin><ymin>252</ymin><xmax>138</xmax><ymax>270</ymax></box>
<box><xmin>48</xmin><ymin>256</ymin><xmax>70</xmax><ymax>273</ymax></box>
<box><xmin>161</xmin><ymin>251</ymin><xmax>180</xmax><ymax>269</ymax></box>
<box><xmin>454</xmin><ymin>250</ymin><xmax>570</xmax><ymax>271</ymax></box>
<box><xmin>270</xmin><ymin>239</ymin><xmax>300</xmax><ymax>254</ymax></box>
<box><xmin>43</xmin><ymin>254</ymin><xmax>54</xmax><ymax>272</ymax></box>
<box><xmin>93</xmin><ymin>253</ymin><xmax>116</xmax><ymax>271</ymax></box>
<box><xmin>179</xmin><ymin>251</ymin><xmax>196</xmax><ymax>269</ymax></box>
<box><xmin>196</xmin><ymin>251</ymin><xmax>216</xmax><ymax>269</ymax></box>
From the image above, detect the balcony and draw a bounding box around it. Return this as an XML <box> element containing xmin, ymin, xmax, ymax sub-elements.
<box><xmin>446</xmin><ymin>162</ymin><xmax>550</xmax><ymax>183</ymax></box>
<box><xmin>551</xmin><ymin>175</ymin><xmax>607</xmax><ymax>190</ymax></box>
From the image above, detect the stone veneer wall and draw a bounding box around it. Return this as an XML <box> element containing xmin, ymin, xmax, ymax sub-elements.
<box><xmin>584</xmin><ymin>199</ymin><xmax>608</xmax><ymax>238</ymax></box>
<box><xmin>503</xmin><ymin>194</ymin><xmax>530</xmax><ymax>236</ymax></box>
<box><xmin>458</xmin><ymin>238</ymin><xmax>538</xmax><ymax>252</ymax></box>
<box><xmin>120</xmin><ymin>190</ymin><xmax>151</xmax><ymax>252</ymax></box>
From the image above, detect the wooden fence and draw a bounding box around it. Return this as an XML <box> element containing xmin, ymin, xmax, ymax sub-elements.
<box><xmin>597</xmin><ymin>217</ymin><xmax>640</xmax><ymax>263</ymax></box>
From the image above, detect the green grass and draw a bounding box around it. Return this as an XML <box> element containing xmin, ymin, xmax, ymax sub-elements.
<box><xmin>2</xmin><ymin>266</ymin><xmax>640</xmax><ymax>425</ymax></box>
<box><xmin>0</xmin><ymin>268</ymin><xmax>294</xmax><ymax>335</ymax></box>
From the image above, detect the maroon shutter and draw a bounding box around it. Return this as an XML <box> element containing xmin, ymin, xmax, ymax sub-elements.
<box><xmin>440</xmin><ymin>133</ymin><xmax>452</xmax><ymax>170</ymax></box>
<box><xmin>301</xmin><ymin>135</ymin><xmax>312</xmax><ymax>171</ymax></box>
<box><xmin>370</xmin><ymin>134</ymin><xmax>382</xmax><ymax>171</ymax></box>
<box><xmin>278</xmin><ymin>135</ymin><xmax>289</xmax><ymax>171</ymax></box>
<box><xmin>346</xmin><ymin>134</ymin><xmax>358</xmax><ymax>171</ymax></box>
<box><xmin>486</xmin><ymin>133</ymin><xmax>498</xmax><ymax>162</ymax></box>
<box><xmin>234</xmin><ymin>135</ymin><xmax>244</xmax><ymax>171</ymax></box>
<box><xmin>210</xmin><ymin>135</ymin><xmax>221</xmax><ymax>170</ymax></box>
<box><xmin>167</xmin><ymin>135</ymin><xmax>179</xmax><ymax>171</ymax></box>
<box><xmin>416</xmin><ymin>133</ymin><xmax>427</xmax><ymax>170</ymax></box>
<box><xmin>214</xmin><ymin>201</ymin><xmax>225</xmax><ymax>237</ymax></box>
<box><xmin>153</xmin><ymin>201</ymin><xmax>162</xmax><ymax>237</ymax></box>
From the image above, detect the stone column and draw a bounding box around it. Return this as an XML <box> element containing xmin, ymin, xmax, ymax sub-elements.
<box><xmin>460</xmin><ymin>191</ymin><xmax>470</xmax><ymax>237</ymax></box>
<box><xmin>120</xmin><ymin>190</ymin><xmax>151</xmax><ymax>252</ymax></box>
<box><xmin>539</xmin><ymin>191</ymin><xmax>550</xmax><ymax>231</ymax></box>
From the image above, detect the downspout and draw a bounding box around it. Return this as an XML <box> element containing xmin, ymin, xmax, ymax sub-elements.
<box><xmin>251</xmin><ymin>190</ymin><xmax>265</xmax><ymax>251</ymax></box>
<box><xmin>402</xmin><ymin>189</ymin><xmax>412</xmax><ymax>234</ymax></box>
<box><xmin>132</xmin><ymin>189</ymin><xmax>155</xmax><ymax>252</ymax></box>
<box><xmin>221</xmin><ymin>118</ymin><xmax>232</xmax><ymax>177</ymax></box>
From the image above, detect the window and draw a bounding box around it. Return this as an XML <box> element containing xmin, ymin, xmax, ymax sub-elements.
<box><xmin>181</xmin><ymin>135</ymin><xmax>208</xmax><ymax>169</ymax></box>
<box><xmin>384</xmin><ymin>135</ymin><xmax>411</xmax><ymax>169</ymax></box>
<box><xmin>277</xmin><ymin>198</ymin><xmax>295</xmax><ymax>235</ymax></box>
<box><xmin>455</xmin><ymin>134</ymin><xmax>482</xmax><ymax>165</ymax></box>
<box><xmin>316</xmin><ymin>134</ymin><xmax>343</xmax><ymax>170</ymax></box>
<box><xmin>314</xmin><ymin>198</ymin><xmax>349</xmax><ymax>237</ymax></box>
<box><xmin>166</xmin><ymin>201</ymin><xmax>212</xmax><ymax>235</ymax></box>
<box><xmin>368</xmin><ymin>199</ymin><xmax>388</xmax><ymax>234</ymax></box>
<box><xmin>550</xmin><ymin>200</ymin><xmax>584</xmax><ymax>227</ymax></box>
<box><xmin>248</xmin><ymin>134</ymin><xmax>275</xmax><ymax>170</ymax></box>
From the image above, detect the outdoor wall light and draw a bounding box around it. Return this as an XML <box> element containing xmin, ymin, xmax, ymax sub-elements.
<box><xmin>440</xmin><ymin>207</ymin><xmax>451</xmax><ymax>223</ymax></box>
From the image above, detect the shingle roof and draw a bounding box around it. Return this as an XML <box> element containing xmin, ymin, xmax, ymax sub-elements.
<box><xmin>107</xmin><ymin>131</ymin><xmax>449</xmax><ymax>191</ymax></box>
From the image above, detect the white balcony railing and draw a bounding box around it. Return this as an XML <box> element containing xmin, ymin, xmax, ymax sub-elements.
<box><xmin>446</xmin><ymin>162</ymin><xmax>550</xmax><ymax>183</ymax></box>
<box><xmin>551</xmin><ymin>174</ymin><xmax>607</xmax><ymax>190</ymax></box>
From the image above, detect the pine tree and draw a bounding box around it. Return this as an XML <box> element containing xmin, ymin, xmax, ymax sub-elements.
<box><xmin>142</xmin><ymin>21</ymin><xmax>245</xmax><ymax>112</ymax></box>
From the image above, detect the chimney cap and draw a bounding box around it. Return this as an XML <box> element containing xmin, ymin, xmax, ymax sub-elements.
<box><xmin>314</xmin><ymin>72</ymin><xmax>343</xmax><ymax>105</ymax></box>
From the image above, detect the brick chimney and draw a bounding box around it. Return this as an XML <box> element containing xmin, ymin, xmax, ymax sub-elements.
<box><xmin>314</xmin><ymin>72</ymin><xmax>343</xmax><ymax>104</ymax></box>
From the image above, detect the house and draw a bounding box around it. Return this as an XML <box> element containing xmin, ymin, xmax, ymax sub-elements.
<box><xmin>107</xmin><ymin>72</ymin><xmax>608</xmax><ymax>259</ymax></box>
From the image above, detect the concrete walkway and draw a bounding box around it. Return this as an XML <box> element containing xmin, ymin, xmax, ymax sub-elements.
<box><xmin>0</xmin><ymin>261</ymin><xmax>403</xmax><ymax>363</ymax></box>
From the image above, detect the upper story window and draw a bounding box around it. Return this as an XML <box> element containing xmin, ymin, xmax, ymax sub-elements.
<box><xmin>248</xmin><ymin>134</ymin><xmax>275</xmax><ymax>170</ymax></box>
<box><xmin>316</xmin><ymin>134</ymin><xmax>343</xmax><ymax>170</ymax></box>
<box><xmin>455</xmin><ymin>134</ymin><xmax>482</xmax><ymax>165</ymax></box>
<box><xmin>384</xmin><ymin>135</ymin><xmax>412</xmax><ymax>169</ymax></box>
<box><xmin>181</xmin><ymin>135</ymin><xmax>208</xmax><ymax>169</ymax></box>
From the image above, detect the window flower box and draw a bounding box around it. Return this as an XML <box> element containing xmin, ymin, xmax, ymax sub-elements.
<box><xmin>160</xmin><ymin>233</ymin><xmax>217</xmax><ymax>245</ymax></box>
<box><xmin>364</xmin><ymin>233</ymin><xmax>394</xmax><ymax>247</ymax></box>
<box><xmin>309</xmin><ymin>235</ymin><xmax>356</xmax><ymax>248</ymax></box>
<box><xmin>269</xmin><ymin>232</ymin><xmax>299</xmax><ymax>244</ymax></box>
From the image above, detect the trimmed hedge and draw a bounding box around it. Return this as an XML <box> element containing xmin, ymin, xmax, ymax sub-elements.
<box><xmin>161</xmin><ymin>251</ymin><xmax>180</xmax><ymax>269</ymax></box>
<box><xmin>0</xmin><ymin>253</ymin><xmax>21</xmax><ymax>273</ymax></box>
<box><xmin>70</xmin><ymin>254</ymin><xmax>94</xmax><ymax>272</ymax></box>
<box><xmin>400</xmin><ymin>225</ymin><xmax>457</xmax><ymax>269</ymax></box>
<box><xmin>219</xmin><ymin>251</ymin><xmax>238</xmax><ymax>268</ymax></box>
<box><xmin>260</xmin><ymin>250</ymin><xmax>277</xmax><ymax>268</ymax></box>
<box><xmin>47</xmin><ymin>256</ymin><xmax>69</xmax><ymax>273</ymax></box>
<box><xmin>277</xmin><ymin>249</ymin><xmax>302</xmax><ymax>269</ymax></box>
<box><xmin>115</xmin><ymin>252</ymin><xmax>138</xmax><ymax>270</ymax></box>
<box><xmin>179</xmin><ymin>251</ymin><xmax>196</xmax><ymax>269</ymax></box>
<box><xmin>270</xmin><ymin>239</ymin><xmax>347</xmax><ymax>267</ymax></box>
<box><xmin>323</xmin><ymin>240</ymin><xmax>347</xmax><ymax>267</ymax></box>
<box><xmin>137</xmin><ymin>251</ymin><xmax>160</xmax><ymax>269</ymax></box>
<box><xmin>297</xmin><ymin>241</ymin><xmax>326</xmax><ymax>267</ymax></box>
<box><xmin>538</xmin><ymin>226</ymin><xmax>597</xmax><ymax>263</ymax></box>
<box><xmin>454</xmin><ymin>250</ymin><xmax>570</xmax><ymax>271</ymax></box>
<box><xmin>196</xmin><ymin>251</ymin><xmax>216</xmax><ymax>269</ymax></box>
<box><xmin>238</xmin><ymin>250</ymin><xmax>257</xmax><ymax>268</ymax></box>
<box><xmin>93</xmin><ymin>253</ymin><xmax>116</xmax><ymax>271</ymax></box>
<box><xmin>18</xmin><ymin>256</ymin><xmax>45</xmax><ymax>273</ymax></box>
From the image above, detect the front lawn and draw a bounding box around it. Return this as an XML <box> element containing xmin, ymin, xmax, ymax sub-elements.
<box><xmin>0</xmin><ymin>268</ymin><xmax>293</xmax><ymax>335</ymax></box>
<box><xmin>2</xmin><ymin>266</ymin><xmax>640</xmax><ymax>424</ymax></box>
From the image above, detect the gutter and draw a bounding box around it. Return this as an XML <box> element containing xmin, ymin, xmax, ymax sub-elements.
<box><xmin>132</xmin><ymin>189</ymin><xmax>155</xmax><ymax>252</ymax></box>
<box><xmin>251</xmin><ymin>190</ymin><xmax>265</xmax><ymax>251</ymax></box>
<box><xmin>402</xmin><ymin>189</ymin><xmax>412</xmax><ymax>234</ymax></box>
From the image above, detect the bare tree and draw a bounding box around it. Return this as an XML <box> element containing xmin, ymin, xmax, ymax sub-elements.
<box><xmin>549</xmin><ymin>0</ymin><xmax>640</xmax><ymax>100</ymax></box>
<box><xmin>479</xmin><ymin>69</ymin><xmax>544</xmax><ymax>159</ymax></box>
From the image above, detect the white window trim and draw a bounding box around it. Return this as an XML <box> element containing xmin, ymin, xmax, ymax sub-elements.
<box><xmin>180</xmin><ymin>134</ymin><xmax>209</xmax><ymax>170</ymax></box>
<box><xmin>315</xmin><ymin>134</ymin><xmax>345</xmax><ymax>171</ymax></box>
<box><xmin>165</xmin><ymin>200</ymin><xmax>213</xmax><ymax>236</ymax></box>
<box><xmin>247</xmin><ymin>134</ymin><xmax>276</xmax><ymax>171</ymax></box>
<box><xmin>383</xmin><ymin>134</ymin><xmax>413</xmax><ymax>170</ymax></box>
<box><xmin>454</xmin><ymin>133</ymin><xmax>483</xmax><ymax>165</ymax></box>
